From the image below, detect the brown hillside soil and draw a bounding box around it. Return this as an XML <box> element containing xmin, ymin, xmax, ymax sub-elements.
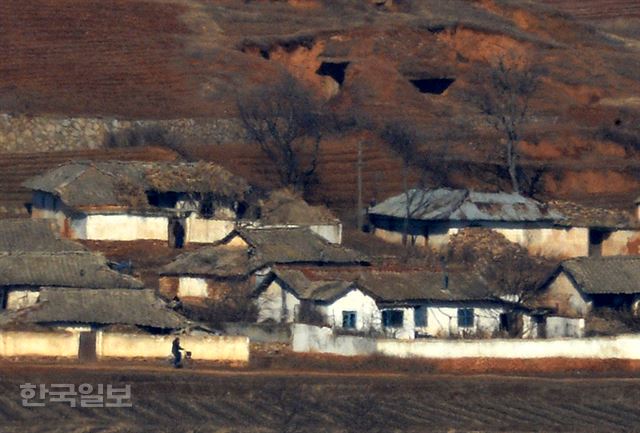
<box><xmin>1</xmin><ymin>0</ymin><xmax>640</xmax><ymax>210</ymax></box>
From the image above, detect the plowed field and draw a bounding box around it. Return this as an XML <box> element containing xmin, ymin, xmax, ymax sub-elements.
<box><xmin>1</xmin><ymin>362</ymin><xmax>640</xmax><ymax>432</ymax></box>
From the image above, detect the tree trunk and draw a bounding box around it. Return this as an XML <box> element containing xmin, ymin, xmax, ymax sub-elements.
<box><xmin>356</xmin><ymin>140</ymin><xmax>364</xmax><ymax>230</ymax></box>
<box><xmin>507</xmin><ymin>139</ymin><xmax>520</xmax><ymax>193</ymax></box>
<box><xmin>402</xmin><ymin>163</ymin><xmax>409</xmax><ymax>247</ymax></box>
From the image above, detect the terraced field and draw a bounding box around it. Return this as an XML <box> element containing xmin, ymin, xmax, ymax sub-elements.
<box><xmin>1</xmin><ymin>363</ymin><xmax>640</xmax><ymax>432</ymax></box>
<box><xmin>542</xmin><ymin>0</ymin><xmax>640</xmax><ymax>19</ymax></box>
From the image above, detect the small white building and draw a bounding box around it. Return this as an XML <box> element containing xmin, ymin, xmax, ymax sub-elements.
<box><xmin>255</xmin><ymin>268</ymin><xmax>516</xmax><ymax>340</ymax></box>
<box><xmin>538</xmin><ymin>256</ymin><xmax>640</xmax><ymax>318</ymax></box>
<box><xmin>368</xmin><ymin>188</ymin><xmax>640</xmax><ymax>259</ymax></box>
<box><xmin>23</xmin><ymin>161</ymin><xmax>250</xmax><ymax>247</ymax></box>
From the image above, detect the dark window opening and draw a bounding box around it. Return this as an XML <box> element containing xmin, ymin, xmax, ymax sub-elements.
<box><xmin>147</xmin><ymin>191</ymin><xmax>179</xmax><ymax>208</ymax></box>
<box><xmin>236</xmin><ymin>201</ymin><xmax>249</xmax><ymax>219</ymax></box>
<box><xmin>589</xmin><ymin>229</ymin><xmax>609</xmax><ymax>257</ymax></box>
<box><xmin>414</xmin><ymin>306</ymin><xmax>427</xmax><ymax>327</ymax></box>
<box><xmin>200</xmin><ymin>196</ymin><xmax>214</xmax><ymax>218</ymax></box>
<box><xmin>410</xmin><ymin>78</ymin><xmax>455</xmax><ymax>94</ymax></box>
<box><xmin>316</xmin><ymin>62</ymin><xmax>350</xmax><ymax>86</ymax></box>
<box><xmin>458</xmin><ymin>308</ymin><xmax>474</xmax><ymax>328</ymax></box>
<box><xmin>342</xmin><ymin>311</ymin><xmax>357</xmax><ymax>329</ymax></box>
<box><xmin>382</xmin><ymin>310</ymin><xmax>404</xmax><ymax>328</ymax></box>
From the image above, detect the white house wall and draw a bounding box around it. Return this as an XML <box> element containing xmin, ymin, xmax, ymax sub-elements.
<box><xmin>422</xmin><ymin>306</ymin><xmax>504</xmax><ymax>338</ymax></box>
<box><xmin>546</xmin><ymin>317</ymin><xmax>585</xmax><ymax>338</ymax></box>
<box><xmin>322</xmin><ymin>289</ymin><xmax>380</xmax><ymax>331</ymax></box>
<box><xmin>256</xmin><ymin>280</ymin><xmax>300</xmax><ymax>323</ymax></box>
<box><xmin>84</xmin><ymin>214</ymin><xmax>168</xmax><ymax>241</ymax></box>
<box><xmin>186</xmin><ymin>217</ymin><xmax>235</xmax><ymax>244</ymax></box>
<box><xmin>373</xmin><ymin>218</ymin><xmax>600</xmax><ymax>259</ymax></box>
<box><xmin>177</xmin><ymin>277</ymin><xmax>209</xmax><ymax>298</ymax></box>
<box><xmin>5</xmin><ymin>290</ymin><xmax>40</xmax><ymax>310</ymax></box>
<box><xmin>539</xmin><ymin>271</ymin><xmax>591</xmax><ymax>317</ymax></box>
<box><xmin>309</xmin><ymin>224</ymin><xmax>342</xmax><ymax>244</ymax></box>
<box><xmin>380</xmin><ymin>307</ymin><xmax>415</xmax><ymax>339</ymax></box>
<box><xmin>602</xmin><ymin>230</ymin><xmax>640</xmax><ymax>256</ymax></box>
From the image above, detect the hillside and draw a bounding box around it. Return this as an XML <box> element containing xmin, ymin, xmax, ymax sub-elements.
<box><xmin>1</xmin><ymin>0</ymin><xmax>640</xmax><ymax>214</ymax></box>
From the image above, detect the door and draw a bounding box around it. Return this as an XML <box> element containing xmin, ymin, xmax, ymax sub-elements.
<box><xmin>78</xmin><ymin>331</ymin><xmax>97</xmax><ymax>361</ymax></box>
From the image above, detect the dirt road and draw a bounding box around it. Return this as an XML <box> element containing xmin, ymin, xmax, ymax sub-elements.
<box><xmin>0</xmin><ymin>361</ymin><xmax>639</xmax><ymax>432</ymax></box>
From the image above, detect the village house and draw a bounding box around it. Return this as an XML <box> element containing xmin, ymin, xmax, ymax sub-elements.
<box><xmin>159</xmin><ymin>226</ymin><xmax>368</xmax><ymax>302</ymax></box>
<box><xmin>0</xmin><ymin>251</ymin><xmax>143</xmax><ymax>310</ymax></box>
<box><xmin>537</xmin><ymin>256</ymin><xmax>640</xmax><ymax>318</ymax></box>
<box><xmin>252</xmin><ymin>188</ymin><xmax>343</xmax><ymax>244</ymax></box>
<box><xmin>0</xmin><ymin>288</ymin><xmax>197</xmax><ymax>361</ymax></box>
<box><xmin>367</xmin><ymin>188</ymin><xmax>640</xmax><ymax>259</ymax></box>
<box><xmin>5</xmin><ymin>288</ymin><xmax>188</xmax><ymax>333</ymax></box>
<box><xmin>23</xmin><ymin>161</ymin><xmax>251</xmax><ymax>247</ymax></box>
<box><xmin>254</xmin><ymin>268</ymin><xmax>528</xmax><ymax>340</ymax></box>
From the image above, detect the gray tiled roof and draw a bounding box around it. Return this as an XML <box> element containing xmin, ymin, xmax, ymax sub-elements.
<box><xmin>0</xmin><ymin>251</ymin><xmax>143</xmax><ymax>289</ymax></box>
<box><xmin>23</xmin><ymin>161</ymin><xmax>250</xmax><ymax>210</ymax></box>
<box><xmin>16</xmin><ymin>288</ymin><xmax>188</xmax><ymax>329</ymax></box>
<box><xmin>560</xmin><ymin>256</ymin><xmax>640</xmax><ymax>295</ymax></box>
<box><xmin>0</xmin><ymin>219</ymin><xmax>86</xmax><ymax>252</ymax></box>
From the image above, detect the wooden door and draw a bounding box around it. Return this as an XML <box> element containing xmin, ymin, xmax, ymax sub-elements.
<box><xmin>78</xmin><ymin>331</ymin><xmax>97</xmax><ymax>361</ymax></box>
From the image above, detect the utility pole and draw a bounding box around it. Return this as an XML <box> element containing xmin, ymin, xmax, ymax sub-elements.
<box><xmin>356</xmin><ymin>139</ymin><xmax>364</xmax><ymax>231</ymax></box>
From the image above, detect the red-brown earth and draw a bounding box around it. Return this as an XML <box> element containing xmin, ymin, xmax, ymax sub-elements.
<box><xmin>1</xmin><ymin>0</ymin><xmax>640</xmax><ymax>214</ymax></box>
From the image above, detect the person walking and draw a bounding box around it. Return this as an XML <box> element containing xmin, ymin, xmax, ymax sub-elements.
<box><xmin>171</xmin><ymin>337</ymin><xmax>184</xmax><ymax>368</ymax></box>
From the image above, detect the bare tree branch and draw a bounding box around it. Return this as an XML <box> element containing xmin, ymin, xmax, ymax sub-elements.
<box><xmin>237</xmin><ymin>75</ymin><xmax>324</xmax><ymax>193</ymax></box>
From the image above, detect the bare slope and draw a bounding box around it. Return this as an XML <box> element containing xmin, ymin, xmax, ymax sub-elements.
<box><xmin>1</xmin><ymin>0</ymin><xmax>640</xmax><ymax>211</ymax></box>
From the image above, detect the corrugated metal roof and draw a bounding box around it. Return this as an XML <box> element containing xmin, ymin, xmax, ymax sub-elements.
<box><xmin>369</xmin><ymin>188</ymin><xmax>564</xmax><ymax>222</ymax></box>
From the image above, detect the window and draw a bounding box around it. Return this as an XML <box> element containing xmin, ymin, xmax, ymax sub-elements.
<box><xmin>414</xmin><ymin>306</ymin><xmax>427</xmax><ymax>327</ymax></box>
<box><xmin>382</xmin><ymin>310</ymin><xmax>404</xmax><ymax>328</ymax></box>
<box><xmin>458</xmin><ymin>308</ymin><xmax>474</xmax><ymax>328</ymax></box>
<box><xmin>342</xmin><ymin>311</ymin><xmax>357</xmax><ymax>329</ymax></box>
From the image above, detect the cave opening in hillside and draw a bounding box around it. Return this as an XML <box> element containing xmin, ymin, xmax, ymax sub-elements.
<box><xmin>410</xmin><ymin>78</ymin><xmax>455</xmax><ymax>94</ymax></box>
<box><xmin>316</xmin><ymin>61</ymin><xmax>350</xmax><ymax>86</ymax></box>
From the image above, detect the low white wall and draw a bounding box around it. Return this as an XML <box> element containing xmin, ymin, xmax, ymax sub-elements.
<box><xmin>96</xmin><ymin>332</ymin><xmax>249</xmax><ymax>362</ymax></box>
<box><xmin>0</xmin><ymin>331</ymin><xmax>79</xmax><ymax>358</ymax></box>
<box><xmin>292</xmin><ymin>324</ymin><xmax>376</xmax><ymax>356</ymax></box>
<box><xmin>377</xmin><ymin>335</ymin><xmax>640</xmax><ymax>359</ymax></box>
<box><xmin>84</xmin><ymin>214</ymin><xmax>168</xmax><ymax>241</ymax></box>
<box><xmin>292</xmin><ymin>325</ymin><xmax>640</xmax><ymax>359</ymax></box>
<box><xmin>186</xmin><ymin>217</ymin><xmax>235</xmax><ymax>244</ymax></box>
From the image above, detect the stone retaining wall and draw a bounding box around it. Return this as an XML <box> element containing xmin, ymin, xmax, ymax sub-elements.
<box><xmin>0</xmin><ymin>114</ymin><xmax>245</xmax><ymax>152</ymax></box>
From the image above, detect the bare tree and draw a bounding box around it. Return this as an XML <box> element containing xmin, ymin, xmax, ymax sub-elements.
<box><xmin>476</xmin><ymin>54</ymin><xmax>541</xmax><ymax>194</ymax></box>
<box><xmin>237</xmin><ymin>75</ymin><xmax>324</xmax><ymax>193</ymax></box>
<box><xmin>380</xmin><ymin>121</ymin><xmax>430</xmax><ymax>247</ymax></box>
